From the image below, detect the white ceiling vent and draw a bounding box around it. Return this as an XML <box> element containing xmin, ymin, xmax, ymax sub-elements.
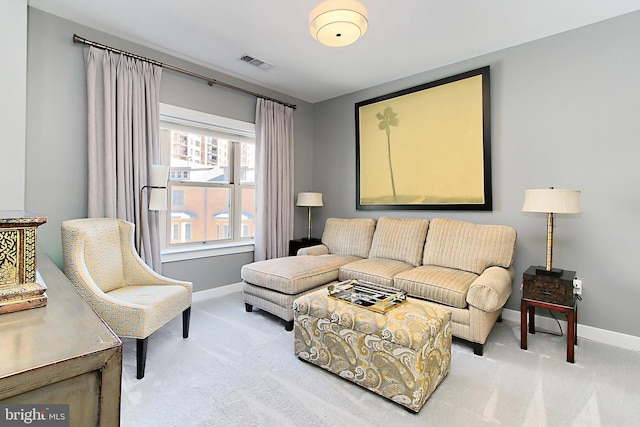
<box><xmin>240</xmin><ymin>54</ymin><xmax>273</xmax><ymax>70</ymax></box>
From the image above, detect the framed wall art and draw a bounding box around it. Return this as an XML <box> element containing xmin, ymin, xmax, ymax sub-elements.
<box><xmin>355</xmin><ymin>66</ymin><xmax>492</xmax><ymax>210</ymax></box>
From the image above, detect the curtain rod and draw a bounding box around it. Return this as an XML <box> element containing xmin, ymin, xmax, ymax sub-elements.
<box><xmin>73</xmin><ymin>34</ymin><xmax>296</xmax><ymax>110</ymax></box>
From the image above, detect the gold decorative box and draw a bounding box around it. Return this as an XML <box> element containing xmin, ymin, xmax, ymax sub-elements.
<box><xmin>0</xmin><ymin>211</ymin><xmax>48</xmax><ymax>314</ymax></box>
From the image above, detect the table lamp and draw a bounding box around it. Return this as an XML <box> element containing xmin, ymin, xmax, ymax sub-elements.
<box><xmin>522</xmin><ymin>187</ymin><xmax>582</xmax><ymax>276</ymax></box>
<box><xmin>296</xmin><ymin>192</ymin><xmax>323</xmax><ymax>240</ymax></box>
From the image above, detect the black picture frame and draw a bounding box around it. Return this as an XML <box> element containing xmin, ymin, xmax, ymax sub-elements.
<box><xmin>355</xmin><ymin>66</ymin><xmax>492</xmax><ymax>211</ymax></box>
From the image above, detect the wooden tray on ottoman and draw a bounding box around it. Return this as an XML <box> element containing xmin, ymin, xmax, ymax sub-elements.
<box><xmin>327</xmin><ymin>279</ymin><xmax>406</xmax><ymax>314</ymax></box>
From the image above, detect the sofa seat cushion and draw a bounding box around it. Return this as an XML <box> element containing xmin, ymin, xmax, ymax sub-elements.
<box><xmin>394</xmin><ymin>265</ymin><xmax>479</xmax><ymax>309</ymax></box>
<box><xmin>338</xmin><ymin>258</ymin><xmax>415</xmax><ymax>287</ymax></box>
<box><xmin>241</xmin><ymin>255</ymin><xmax>361</xmax><ymax>295</ymax></box>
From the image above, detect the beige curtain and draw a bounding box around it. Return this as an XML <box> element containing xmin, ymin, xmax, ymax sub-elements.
<box><xmin>254</xmin><ymin>99</ymin><xmax>295</xmax><ymax>260</ymax></box>
<box><xmin>84</xmin><ymin>47</ymin><xmax>163</xmax><ymax>271</ymax></box>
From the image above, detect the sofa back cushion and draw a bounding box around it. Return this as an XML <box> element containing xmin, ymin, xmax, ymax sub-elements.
<box><xmin>322</xmin><ymin>218</ymin><xmax>376</xmax><ymax>258</ymax></box>
<box><xmin>422</xmin><ymin>218</ymin><xmax>516</xmax><ymax>275</ymax></box>
<box><xmin>368</xmin><ymin>217</ymin><xmax>429</xmax><ymax>267</ymax></box>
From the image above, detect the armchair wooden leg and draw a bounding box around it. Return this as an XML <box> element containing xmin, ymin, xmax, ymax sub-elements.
<box><xmin>136</xmin><ymin>337</ymin><xmax>148</xmax><ymax>379</ymax></box>
<box><xmin>245</xmin><ymin>303</ymin><xmax>253</xmax><ymax>312</ymax></box>
<box><xmin>183</xmin><ymin>307</ymin><xmax>191</xmax><ymax>338</ymax></box>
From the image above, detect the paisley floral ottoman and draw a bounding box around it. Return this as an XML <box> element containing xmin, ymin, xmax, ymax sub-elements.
<box><xmin>293</xmin><ymin>288</ymin><xmax>452</xmax><ymax>412</ymax></box>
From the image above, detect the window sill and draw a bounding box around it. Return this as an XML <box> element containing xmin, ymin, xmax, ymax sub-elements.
<box><xmin>161</xmin><ymin>241</ymin><xmax>254</xmax><ymax>263</ymax></box>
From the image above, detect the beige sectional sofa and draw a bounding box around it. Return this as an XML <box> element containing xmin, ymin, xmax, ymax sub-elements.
<box><xmin>241</xmin><ymin>216</ymin><xmax>516</xmax><ymax>355</ymax></box>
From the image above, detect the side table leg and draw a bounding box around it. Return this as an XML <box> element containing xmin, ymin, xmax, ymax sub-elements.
<box><xmin>574</xmin><ymin>303</ymin><xmax>578</xmax><ymax>347</ymax></box>
<box><xmin>520</xmin><ymin>299</ymin><xmax>528</xmax><ymax>350</ymax></box>
<box><xmin>567</xmin><ymin>308</ymin><xmax>576</xmax><ymax>363</ymax></box>
<box><xmin>528</xmin><ymin>306</ymin><xmax>536</xmax><ymax>334</ymax></box>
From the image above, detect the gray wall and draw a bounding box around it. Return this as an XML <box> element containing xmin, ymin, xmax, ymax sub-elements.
<box><xmin>162</xmin><ymin>254</ymin><xmax>253</xmax><ymax>293</ymax></box>
<box><xmin>23</xmin><ymin>7</ymin><xmax>640</xmax><ymax>336</ymax></box>
<box><xmin>25</xmin><ymin>8</ymin><xmax>315</xmax><ymax>290</ymax></box>
<box><xmin>312</xmin><ymin>12</ymin><xmax>640</xmax><ymax>337</ymax></box>
<box><xmin>0</xmin><ymin>0</ymin><xmax>27</xmax><ymax>210</ymax></box>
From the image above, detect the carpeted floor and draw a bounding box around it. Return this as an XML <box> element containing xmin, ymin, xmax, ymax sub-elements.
<box><xmin>120</xmin><ymin>291</ymin><xmax>640</xmax><ymax>426</ymax></box>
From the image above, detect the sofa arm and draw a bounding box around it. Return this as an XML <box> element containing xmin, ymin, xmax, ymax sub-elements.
<box><xmin>297</xmin><ymin>244</ymin><xmax>330</xmax><ymax>256</ymax></box>
<box><xmin>466</xmin><ymin>266</ymin><xmax>515</xmax><ymax>312</ymax></box>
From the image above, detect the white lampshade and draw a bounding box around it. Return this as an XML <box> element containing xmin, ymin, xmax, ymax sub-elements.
<box><xmin>148</xmin><ymin>164</ymin><xmax>169</xmax><ymax>211</ymax></box>
<box><xmin>297</xmin><ymin>192</ymin><xmax>323</xmax><ymax>207</ymax></box>
<box><xmin>522</xmin><ymin>189</ymin><xmax>582</xmax><ymax>214</ymax></box>
<box><xmin>150</xmin><ymin>164</ymin><xmax>169</xmax><ymax>187</ymax></box>
<box><xmin>309</xmin><ymin>0</ymin><xmax>368</xmax><ymax>47</ymax></box>
<box><xmin>148</xmin><ymin>188</ymin><xmax>167</xmax><ymax>211</ymax></box>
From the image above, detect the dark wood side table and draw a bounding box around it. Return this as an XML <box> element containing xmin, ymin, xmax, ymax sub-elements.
<box><xmin>520</xmin><ymin>266</ymin><xmax>578</xmax><ymax>363</ymax></box>
<box><xmin>289</xmin><ymin>238</ymin><xmax>322</xmax><ymax>256</ymax></box>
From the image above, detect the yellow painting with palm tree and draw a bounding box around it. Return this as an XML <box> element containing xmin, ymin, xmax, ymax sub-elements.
<box><xmin>357</xmin><ymin>68</ymin><xmax>490</xmax><ymax>209</ymax></box>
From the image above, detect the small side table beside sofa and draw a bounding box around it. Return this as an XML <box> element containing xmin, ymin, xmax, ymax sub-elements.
<box><xmin>520</xmin><ymin>265</ymin><xmax>578</xmax><ymax>363</ymax></box>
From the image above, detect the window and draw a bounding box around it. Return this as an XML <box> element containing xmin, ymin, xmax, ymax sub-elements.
<box><xmin>160</xmin><ymin>104</ymin><xmax>256</xmax><ymax>250</ymax></box>
<box><xmin>172</xmin><ymin>189</ymin><xmax>185</xmax><ymax>205</ymax></box>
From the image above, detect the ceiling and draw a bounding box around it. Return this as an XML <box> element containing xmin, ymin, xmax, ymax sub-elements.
<box><xmin>28</xmin><ymin>0</ymin><xmax>640</xmax><ymax>104</ymax></box>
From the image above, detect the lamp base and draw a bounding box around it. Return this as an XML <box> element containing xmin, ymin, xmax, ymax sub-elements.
<box><xmin>534</xmin><ymin>266</ymin><xmax>564</xmax><ymax>277</ymax></box>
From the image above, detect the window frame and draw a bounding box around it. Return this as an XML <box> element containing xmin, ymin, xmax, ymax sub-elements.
<box><xmin>159</xmin><ymin>104</ymin><xmax>256</xmax><ymax>260</ymax></box>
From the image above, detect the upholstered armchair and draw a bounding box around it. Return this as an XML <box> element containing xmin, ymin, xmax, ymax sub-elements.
<box><xmin>61</xmin><ymin>218</ymin><xmax>192</xmax><ymax>379</ymax></box>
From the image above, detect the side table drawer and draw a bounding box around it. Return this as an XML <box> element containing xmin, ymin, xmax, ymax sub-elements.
<box><xmin>523</xmin><ymin>267</ymin><xmax>575</xmax><ymax>307</ymax></box>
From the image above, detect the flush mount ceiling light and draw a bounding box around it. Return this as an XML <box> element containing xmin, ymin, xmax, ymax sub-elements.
<box><xmin>309</xmin><ymin>0</ymin><xmax>368</xmax><ymax>47</ymax></box>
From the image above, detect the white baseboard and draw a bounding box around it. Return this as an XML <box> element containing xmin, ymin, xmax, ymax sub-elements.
<box><xmin>502</xmin><ymin>308</ymin><xmax>640</xmax><ymax>352</ymax></box>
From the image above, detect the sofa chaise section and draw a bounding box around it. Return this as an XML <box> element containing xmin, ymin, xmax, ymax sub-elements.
<box><xmin>241</xmin><ymin>218</ymin><xmax>376</xmax><ymax>330</ymax></box>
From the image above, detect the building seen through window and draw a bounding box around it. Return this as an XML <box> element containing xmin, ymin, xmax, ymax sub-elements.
<box><xmin>160</xmin><ymin>108</ymin><xmax>255</xmax><ymax>248</ymax></box>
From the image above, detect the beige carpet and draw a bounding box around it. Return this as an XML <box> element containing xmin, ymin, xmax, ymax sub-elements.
<box><xmin>120</xmin><ymin>291</ymin><xmax>639</xmax><ymax>426</ymax></box>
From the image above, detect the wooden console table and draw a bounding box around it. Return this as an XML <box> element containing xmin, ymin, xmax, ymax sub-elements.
<box><xmin>0</xmin><ymin>255</ymin><xmax>122</xmax><ymax>426</ymax></box>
